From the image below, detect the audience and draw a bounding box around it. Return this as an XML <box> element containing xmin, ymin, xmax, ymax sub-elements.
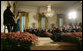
<box><xmin>24</xmin><ymin>25</ymin><xmax>82</xmax><ymax>37</ymax></box>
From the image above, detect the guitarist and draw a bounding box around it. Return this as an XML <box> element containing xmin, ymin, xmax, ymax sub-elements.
<box><xmin>3</xmin><ymin>5</ymin><xmax>18</xmax><ymax>32</ymax></box>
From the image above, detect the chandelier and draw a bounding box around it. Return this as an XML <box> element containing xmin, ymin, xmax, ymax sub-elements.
<box><xmin>45</xmin><ymin>4</ymin><xmax>54</xmax><ymax>17</ymax></box>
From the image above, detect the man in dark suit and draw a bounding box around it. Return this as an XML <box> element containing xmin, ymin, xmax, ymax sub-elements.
<box><xmin>3</xmin><ymin>5</ymin><xmax>18</xmax><ymax>32</ymax></box>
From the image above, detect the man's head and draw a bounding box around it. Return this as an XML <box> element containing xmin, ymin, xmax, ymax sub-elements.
<box><xmin>7</xmin><ymin>5</ymin><xmax>11</xmax><ymax>9</ymax></box>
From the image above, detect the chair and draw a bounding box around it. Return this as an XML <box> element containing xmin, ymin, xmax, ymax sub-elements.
<box><xmin>4</xmin><ymin>24</ymin><xmax>11</xmax><ymax>33</ymax></box>
<box><xmin>4</xmin><ymin>25</ymin><xmax>8</xmax><ymax>33</ymax></box>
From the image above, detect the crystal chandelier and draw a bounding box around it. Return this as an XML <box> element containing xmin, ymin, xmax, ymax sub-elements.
<box><xmin>45</xmin><ymin>4</ymin><xmax>54</xmax><ymax>17</ymax></box>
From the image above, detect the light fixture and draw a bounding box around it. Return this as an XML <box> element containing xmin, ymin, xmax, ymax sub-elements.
<box><xmin>45</xmin><ymin>4</ymin><xmax>54</xmax><ymax>17</ymax></box>
<box><xmin>68</xmin><ymin>11</ymin><xmax>77</xmax><ymax>20</ymax></box>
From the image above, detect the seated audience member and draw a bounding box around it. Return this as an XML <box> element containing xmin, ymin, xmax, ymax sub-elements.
<box><xmin>71</xmin><ymin>26</ymin><xmax>76</xmax><ymax>32</ymax></box>
<box><xmin>76</xmin><ymin>26</ymin><xmax>82</xmax><ymax>32</ymax></box>
<box><xmin>62</xmin><ymin>26</ymin><xmax>68</xmax><ymax>33</ymax></box>
<box><xmin>48</xmin><ymin>29</ymin><xmax>52</xmax><ymax>33</ymax></box>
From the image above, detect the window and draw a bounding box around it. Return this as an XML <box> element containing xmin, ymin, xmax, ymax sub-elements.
<box><xmin>22</xmin><ymin>16</ymin><xmax>26</xmax><ymax>32</ymax></box>
<box><xmin>41</xmin><ymin>17</ymin><xmax>45</xmax><ymax>29</ymax></box>
<box><xmin>59</xmin><ymin>17</ymin><xmax>63</xmax><ymax>27</ymax></box>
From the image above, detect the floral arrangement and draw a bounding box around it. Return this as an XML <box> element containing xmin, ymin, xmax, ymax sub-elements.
<box><xmin>61</xmin><ymin>32</ymin><xmax>82</xmax><ymax>49</ymax></box>
<box><xmin>49</xmin><ymin>32</ymin><xmax>82</xmax><ymax>49</ymax></box>
<box><xmin>1</xmin><ymin>32</ymin><xmax>38</xmax><ymax>50</ymax></box>
<box><xmin>44</xmin><ymin>32</ymin><xmax>52</xmax><ymax>36</ymax></box>
<box><xmin>61</xmin><ymin>32</ymin><xmax>82</xmax><ymax>40</ymax></box>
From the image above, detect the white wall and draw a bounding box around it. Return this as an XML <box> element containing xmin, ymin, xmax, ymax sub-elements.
<box><xmin>1</xmin><ymin>1</ymin><xmax>8</xmax><ymax>33</ymax></box>
<box><xmin>64</xmin><ymin>9</ymin><xmax>82</xmax><ymax>25</ymax></box>
<box><xmin>16</xmin><ymin>5</ymin><xmax>64</xmax><ymax>28</ymax></box>
<box><xmin>15</xmin><ymin>6</ymin><xmax>38</xmax><ymax>28</ymax></box>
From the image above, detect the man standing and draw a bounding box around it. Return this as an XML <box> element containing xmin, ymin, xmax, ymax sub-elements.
<box><xmin>3</xmin><ymin>5</ymin><xmax>18</xmax><ymax>32</ymax></box>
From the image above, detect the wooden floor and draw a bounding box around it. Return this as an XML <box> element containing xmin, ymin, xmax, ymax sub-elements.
<box><xmin>31</xmin><ymin>37</ymin><xmax>79</xmax><ymax>50</ymax></box>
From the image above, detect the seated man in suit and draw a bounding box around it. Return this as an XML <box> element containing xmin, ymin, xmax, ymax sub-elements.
<box><xmin>76</xmin><ymin>26</ymin><xmax>82</xmax><ymax>32</ymax></box>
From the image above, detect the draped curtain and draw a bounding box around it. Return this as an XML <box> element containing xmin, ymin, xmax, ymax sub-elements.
<box><xmin>20</xmin><ymin>12</ymin><xmax>29</xmax><ymax>32</ymax></box>
<box><xmin>57</xmin><ymin>14</ymin><xmax>65</xmax><ymax>27</ymax></box>
<box><xmin>38</xmin><ymin>13</ymin><xmax>48</xmax><ymax>29</ymax></box>
<box><xmin>45</xmin><ymin>16</ymin><xmax>48</xmax><ymax>29</ymax></box>
<box><xmin>20</xmin><ymin>13</ymin><xmax>22</xmax><ymax>32</ymax></box>
<box><xmin>25</xmin><ymin>13</ymin><xmax>29</xmax><ymax>28</ymax></box>
<box><xmin>38</xmin><ymin>13</ymin><xmax>42</xmax><ymax>29</ymax></box>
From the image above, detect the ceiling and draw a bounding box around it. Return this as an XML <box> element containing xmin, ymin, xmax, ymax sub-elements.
<box><xmin>15</xmin><ymin>1</ymin><xmax>82</xmax><ymax>9</ymax></box>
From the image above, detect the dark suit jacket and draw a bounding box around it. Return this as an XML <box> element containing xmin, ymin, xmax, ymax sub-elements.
<box><xmin>3</xmin><ymin>8</ymin><xmax>15</xmax><ymax>25</ymax></box>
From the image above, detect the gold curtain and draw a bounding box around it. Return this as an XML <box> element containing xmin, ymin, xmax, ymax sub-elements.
<box><xmin>38</xmin><ymin>13</ymin><xmax>48</xmax><ymax>29</ymax></box>
<box><xmin>20</xmin><ymin>12</ymin><xmax>29</xmax><ymax>32</ymax></box>
<box><xmin>45</xmin><ymin>16</ymin><xmax>48</xmax><ymax>28</ymax></box>
<box><xmin>25</xmin><ymin>13</ymin><xmax>29</xmax><ymax>28</ymax></box>
<box><xmin>38</xmin><ymin>13</ymin><xmax>42</xmax><ymax>29</ymax></box>
<box><xmin>56</xmin><ymin>14</ymin><xmax>59</xmax><ymax>27</ymax></box>
<box><xmin>20</xmin><ymin>13</ymin><xmax>23</xmax><ymax>32</ymax></box>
